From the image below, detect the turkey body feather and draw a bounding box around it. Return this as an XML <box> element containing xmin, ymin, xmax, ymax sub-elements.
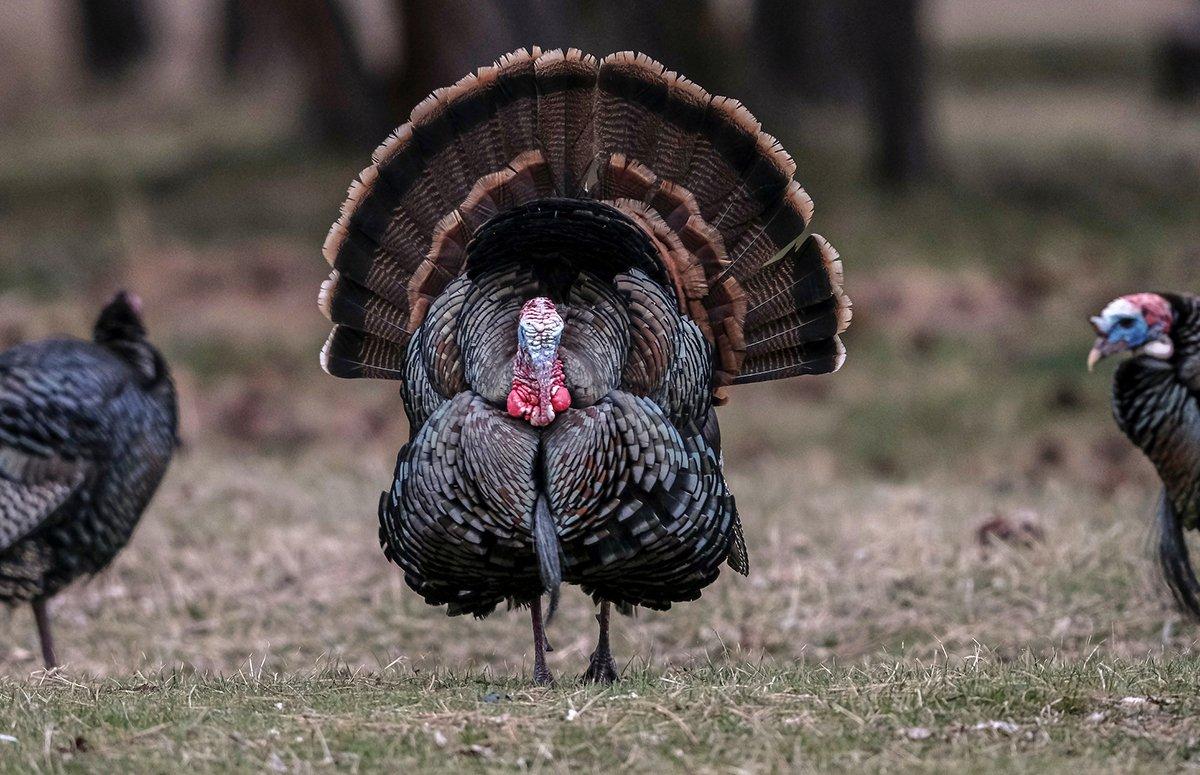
<box><xmin>383</xmin><ymin>250</ymin><xmax>741</xmax><ymax>615</ymax></box>
<box><xmin>0</xmin><ymin>330</ymin><xmax>177</xmax><ymax>606</ymax></box>
<box><xmin>318</xmin><ymin>47</ymin><xmax>850</xmax><ymax>675</ymax></box>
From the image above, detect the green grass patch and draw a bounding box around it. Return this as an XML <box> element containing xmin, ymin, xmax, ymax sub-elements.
<box><xmin>2</xmin><ymin>659</ymin><xmax>1199</xmax><ymax>773</ymax></box>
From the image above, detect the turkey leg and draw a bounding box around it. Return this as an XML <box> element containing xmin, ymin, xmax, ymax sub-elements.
<box><xmin>32</xmin><ymin>598</ymin><xmax>58</xmax><ymax>669</ymax></box>
<box><xmin>530</xmin><ymin>597</ymin><xmax>554</xmax><ymax>685</ymax></box>
<box><xmin>583</xmin><ymin>600</ymin><xmax>619</xmax><ymax>683</ymax></box>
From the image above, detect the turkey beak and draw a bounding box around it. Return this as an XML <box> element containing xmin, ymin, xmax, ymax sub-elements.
<box><xmin>1087</xmin><ymin>337</ymin><xmax>1127</xmax><ymax>372</ymax></box>
<box><xmin>1088</xmin><ymin>316</ymin><xmax>1113</xmax><ymax>372</ymax></box>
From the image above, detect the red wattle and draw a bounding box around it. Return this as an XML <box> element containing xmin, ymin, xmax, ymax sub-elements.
<box><xmin>507</xmin><ymin>390</ymin><xmax>524</xmax><ymax>419</ymax></box>
<box><xmin>508</xmin><ymin>354</ymin><xmax>569</xmax><ymax>426</ymax></box>
<box><xmin>551</xmin><ymin>385</ymin><xmax>571</xmax><ymax>413</ymax></box>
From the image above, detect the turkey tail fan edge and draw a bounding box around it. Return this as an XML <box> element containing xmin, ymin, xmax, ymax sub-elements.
<box><xmin>733</xmin><ymin>234</ymin><xmax>851</xmax><ymax>384</ymax></box>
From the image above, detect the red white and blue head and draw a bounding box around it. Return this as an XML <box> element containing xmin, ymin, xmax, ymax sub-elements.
<box><xmin>508</xmin><ymin>297</ymin><xmax>571</xmax><ymax>427</ymax></box>
<box><xmin>1088</xmin><ymin>293</ymin><xmax>1175</xmax><ymax>371</ymax></box>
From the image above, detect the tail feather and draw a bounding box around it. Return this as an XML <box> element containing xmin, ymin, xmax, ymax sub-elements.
<box><xmin>719</xmin><ymin>181</ymin><xmax>813</xmax><ymax>286</ymax></box>
<box><xmin>1157</xmin><ymin>490</ymin><xmax>1200</xmax><ymax>620</ymax></box>
<box><xmin>319</xmin><ymin>46</ymin><xmax>849</xmax><ymax>391</ymax></box>
<box><xmin>409</xmin><ymin>89</ymin><xmax>485</xmax><ymax>216</ymax></box>
<box><xmin>595</xmin><ymin>52</ymin><xmax>669</xmax><ymax>174</ymax></box>
<box><xmin>436</xmin><ymin>71</ymin><xmax>508</xmax><ymax>184</ymax></box>
<box><xmin>595</xmin><ymin>153</ymin><xmax>659</xmax><ymax>202</ymax></box>
<box><xmin>320</xmin><ymin>272</ymin><xmax>413</xmax><ymax>343</ymax></box>
<box><xmin>372</xmin><ymin>124</ymin><xmax>454</xmax><ymax>235</ymax></box>
<box><xmin>733</xmin><ymin>337</ymin><xmax>846</xmax><ymax>384</ymax></box>
<box><xmin>744</xmin><ymin>298</ymin><xmax>841</xmax><ymax>357</ymax></box>
<box><xmin>490</xmin><ymin>47</ymin><xmax>541</xmax><ymax>161</ymax></box>
<box><xmin>727</xmin><ymin>515</ymin><xmax>749</xmax><ymax>576</ymax></box>
<box><xmin>320</xmin><ymin>326</ymin><xmax>407</xmax><ymax>380</ymax></box>
<box><xmin>674</xmin><ymin>97</ymin><xmax>757</xmax><ymax>242</ymax></box>
<box><xmin>649</xmin><ymin>71</ymin><xmax>708</xmax><ymax>183</ymax></box>
<box><xmin>534</xmin><ymin>48</ymin><xmax>600</xmax><ymax>195</ymax></box>
<box><xmin>742</xmin><ymin>236</ymin><xmax>835</xmax><ymax>330</ymax></box>
<box><xmin>322</xmin><ymin>168</ymin><xmax>424</xmax><ymax>312</ymax></box>
<box><xmin>734</xmin><ymin>234</ymin><xmax>850</xmax><ymax>382</ymax></box>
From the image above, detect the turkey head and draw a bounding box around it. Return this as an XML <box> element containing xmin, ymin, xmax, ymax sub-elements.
<box><xmin>1088</xmin><ymin>293</ymin><xmax>1175</xmax><ymax>370</ymax></box>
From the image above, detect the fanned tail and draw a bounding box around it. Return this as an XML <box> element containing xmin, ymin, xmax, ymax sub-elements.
<box><xmin>318</xmin><ymin>46</ymin><xmax>850</xmax><ymax>394</ymax></box>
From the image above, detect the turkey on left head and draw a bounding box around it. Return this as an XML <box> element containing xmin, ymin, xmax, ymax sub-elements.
<box><xmin>0</xmin><ymin>291</ymin><xmax>178</xmax><ymax>669</ymax></box>
<box><xmin>318</xmin><ymin>47</ymin><xmax>851</xmax><ymax>685</ymax></box>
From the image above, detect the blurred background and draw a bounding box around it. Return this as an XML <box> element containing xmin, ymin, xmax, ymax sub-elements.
<box><xmin>0</xmin><ymin>0</ymin><xmax>1198</xmax><ymax>674</ymax></box>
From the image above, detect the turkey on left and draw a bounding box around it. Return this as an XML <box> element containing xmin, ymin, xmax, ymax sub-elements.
<box><xmin>0</xmin><ymin>292</ymin><xmax>178</xmax><ymax>668</ymax></box>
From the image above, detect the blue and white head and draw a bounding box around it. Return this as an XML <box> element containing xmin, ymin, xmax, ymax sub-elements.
<box><xmin>1088</xmin><ymin>293</ymin><xmax>1174</xmax><ymax>371</ymax></box>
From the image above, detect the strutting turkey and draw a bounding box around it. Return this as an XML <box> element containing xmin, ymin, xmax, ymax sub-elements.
<box><xmin>318</xmin><ymin>48</ymin><xmax>851</xmax><ymax>683</ymax></box>
<box><xmin>0</xmin><ymin>292</ymin><xmax>177</xmax><ymax>668</ymax></box>
<box><xmin>1089</xmin><ymin>292</ymin><xmax>1200</xmax><ymax>618</ymax></box>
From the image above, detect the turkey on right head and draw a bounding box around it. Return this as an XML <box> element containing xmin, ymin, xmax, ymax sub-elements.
<box><xmin>317</xmin><ymin>47</ymin><xmax>851</xmax><ymax>685</ymax></box>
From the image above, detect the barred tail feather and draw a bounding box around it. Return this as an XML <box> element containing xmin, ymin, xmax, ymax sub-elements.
<box><xmin>534</xmin><ymin>48</ymin><xmax>599</xmax><ymax>195</ymax></box>
<box><xmin>734</xmin><ymin>234</ymin><xmax>850</xmax><ymax>383</ymax></box>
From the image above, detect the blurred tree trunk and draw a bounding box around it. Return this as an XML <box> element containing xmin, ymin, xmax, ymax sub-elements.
<box><xmin>750</xmin><ymin>0</ymin><xmax>857</xmax><ymax>106</ymax></box>
<box><xmin>854</xmin><ymin>0</ymin><xmax>932</xmax><ymax>186</ymax></box>
<box><xmin>392</xmin><ymin>0</ymin><xmax>567</xmax><ymax>110</ymax></box>
<box><xmin>223</xmin><ymin>0</ymin><xmax>389</xmax><ymax>148</ymax></box>
<box><xmin>77</xmin><ymin>0</ymin><xmax>152</xmax><ymax>80</ymax></box>
<box><xmin>750</xmin><ymin>0</ymin><xmax>934</xmax><ymax>187</ymax></box>
<box><xmin>392</xmin><ymin>0</ymin><xmax>735</xmax><ymax>124</ymax></box>
<box><xmin>1158</xmin><ymin>6</ymin><xmax>1200</xmax><ymax>103</ymax></box>
<box><xmin>577</xmin><ymin>0</ymin><xmax>728</xmax><ymax>91</ymax></box>
<box><xmin>224</xmin><ymin>0</ymin><xmax>567</xmax><ymax>148</ymax></box>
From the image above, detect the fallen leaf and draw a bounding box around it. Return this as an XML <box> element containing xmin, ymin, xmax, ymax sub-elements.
<box><xmin>462</xmin><ymin>744</ymin><xmax>494</xmax><ymax>759</ymax></box>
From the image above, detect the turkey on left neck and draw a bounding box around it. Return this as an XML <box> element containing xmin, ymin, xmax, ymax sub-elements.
<box><xmin>507</xmin><ymin>297</ymin><xmax>571</xmax><ymax>427</ymax></box>
<box><xmin>92</xmin><ymin>291</ymin><xmax>164</xmax><ymax>388</ymax></box>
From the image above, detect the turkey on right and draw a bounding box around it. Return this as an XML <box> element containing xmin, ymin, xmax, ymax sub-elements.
<box><xmin>1089</xmin><ymin>292</ymin><xmax>1200</xmax><ymax>617</ymax></box>
<box><xmin>318</xmin><ymin>48</ymin><xmax>852</xmax><ymax>683</ymax></box>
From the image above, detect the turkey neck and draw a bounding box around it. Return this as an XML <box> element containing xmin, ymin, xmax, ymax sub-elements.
<box><xmin>1114</xmin><ymin>293</ymin><xmax>1200</xmax><ymax>525</ymax></box>
<box><xmin>95</xmin><ymin>330</ymin><xmax>179</xmax><ymax>442</ymax></box>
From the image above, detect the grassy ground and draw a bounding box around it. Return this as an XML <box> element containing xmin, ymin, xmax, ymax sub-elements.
<box><xmin>5</xmin><ymin>659</ymin><xmax>1200</xmax><ymax>773</ymax></box>
<box><xmin>4</xmin><ymin>6</ymin><xmax>1200</xmax><ymax>771</ymax></box>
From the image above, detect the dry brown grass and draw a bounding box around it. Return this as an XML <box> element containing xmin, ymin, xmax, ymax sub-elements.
<box><xmin>0</xmin><ymin>444</ymin><xmax>1187</xmax><ymax>678</ymax></box>
<box><xmin>1</xmin><ymin>447</ymin><xmax>1197</xmax><ymax>772</ymax></box>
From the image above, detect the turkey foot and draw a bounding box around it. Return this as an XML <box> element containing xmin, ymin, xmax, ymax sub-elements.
<box><xmin>530</xmin><ymin>596</ymin><xmax>555</xmax><ymax>686</ymax></box>
<box><xmin>583</xmin><ymin>601</ymin><xmax>619</xmax><ymax>684</ymax></box>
